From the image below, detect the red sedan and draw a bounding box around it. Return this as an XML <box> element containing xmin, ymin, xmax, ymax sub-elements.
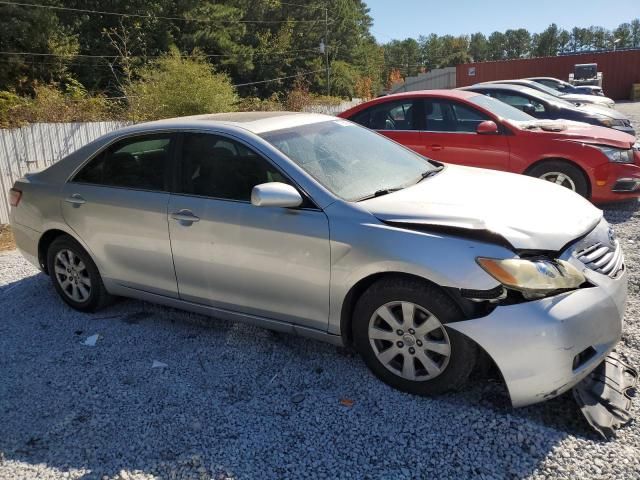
<box><xmin>339</xmin><ymin>90</ymin><xmax>640</xmax><ymax>203</ymax></box>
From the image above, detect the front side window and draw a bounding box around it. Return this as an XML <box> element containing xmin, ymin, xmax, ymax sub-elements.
<box><xmin>178</xmin><ymin>133</ymin><xmax>287</xmax><ymax>201</ymax></box>
<box><xmin>73</xmin><ymin>134</ymin><xmax>172</xmax><ymax>190</ymax></box>
<box><xmin>349</xmin><ymin>100</ymin><xmax>418</xmax><ymax>131</ymax></box>
<box><xmin>423</xmin><ymin>100</ymin><xmax>491</xmax><ymax>132</ymax></box>
<box><xmin>261</xmin><ymin>120</ymin><xmax>438</xmax><ymax>202</ymax></box>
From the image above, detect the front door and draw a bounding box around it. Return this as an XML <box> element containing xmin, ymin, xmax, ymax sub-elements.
<box><xmin>421</xmin><ymin>98</ymin><xmax>510</xmax><ymax>171</ymax></box>
<box><xmin>61</xmin><ymin>133</ymin><xmax>179</xmax><ymax>298</ymax></box>
<box><xmin>167</xmin><ymin>132</ymin><xmax>331</xmax><ymax>331</ymax></box>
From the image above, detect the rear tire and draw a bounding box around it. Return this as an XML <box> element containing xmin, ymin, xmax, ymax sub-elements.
<box><xmin>352</xmin><ymin>277</ymin><xmax>477</xmax><ymax>396</ymax></box>
<box><xmin>527</xmin><ymin>161</ymin><xmax>589</xmax><ymax>198</ymax></box>
<box><xmin>46</xmin><ymin>235</ymin><xmax>113</xmax><ymax>312</ymax></box>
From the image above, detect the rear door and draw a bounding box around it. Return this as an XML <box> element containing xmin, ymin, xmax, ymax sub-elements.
<box><xmin>61</xmin><ymin>133</ymin><xmax>179</xmax><ymax>298</ymax></box>
<box><xmin>347</xmin><ymin>99</ymin><xmax>428</xmax><ymax>156</ymax></box>
<box><xmin>420</xmin><ymin>98</ymin><xmax>510</xmax><ymax>171</ymax></box>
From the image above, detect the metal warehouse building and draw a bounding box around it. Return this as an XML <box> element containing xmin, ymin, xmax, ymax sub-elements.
<box><xmin>456</xmin><ymin>49</ymin><xmax>640</xmax><ymax>101</ymax></box>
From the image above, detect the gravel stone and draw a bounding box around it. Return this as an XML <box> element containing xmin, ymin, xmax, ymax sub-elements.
<box><xmin>0</xmin><ymin>102</ymin><xmax>639</xmax><ymax>479</ymax></box>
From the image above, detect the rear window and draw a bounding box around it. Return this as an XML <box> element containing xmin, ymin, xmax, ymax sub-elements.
<box><xmin>72</xmin><ymin>134</ymin><xmax>172</xmax><ymax>191</ymax></box>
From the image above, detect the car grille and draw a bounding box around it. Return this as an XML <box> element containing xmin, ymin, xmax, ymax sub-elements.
<box><xmin>576</xmin><ymin>239</ymin><xmax>624</xmax><ymax>278</ymax></box>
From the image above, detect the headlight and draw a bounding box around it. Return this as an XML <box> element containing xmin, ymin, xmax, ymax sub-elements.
<box><xmin>597</xmin><ymin>117</ymin><xmax>625</xmax><ymax>128</ymax></box>
<box><xmin>597</xmin><ymin>146</ymin><xmax>635</xmax><ymax>163</ymax></box>
<box><xmin>477</xmin><ymin>257</ymin><xmax>585</xmax><ymax>298</ymax></box>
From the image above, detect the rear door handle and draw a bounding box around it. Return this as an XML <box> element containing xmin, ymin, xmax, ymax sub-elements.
<box><xmin>430</xmin><ymin>144</ymin><xmax>444</xmax><ymax>151</ymax></box>
<box><xmin>64</xmin><ymin>194</ymin><xmax>86</xmax><ymax>206</ymax></box>
<box><xmin>171</xmin><ymin>209</ymin><xmax>200</xmax><ymax>225</ymax></box>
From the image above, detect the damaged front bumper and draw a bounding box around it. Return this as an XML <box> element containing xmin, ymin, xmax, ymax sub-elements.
<box><xmin>448</xmin><ymin>268</ymin><xmax>627</xmax><ymax>408</ymax></box>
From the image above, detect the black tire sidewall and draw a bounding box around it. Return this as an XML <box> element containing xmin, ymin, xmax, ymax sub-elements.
<box><xmin>528</xmin><ymin>161</ymin><xmax>589</xmax><ymax>198</ymax></box>
<box><xmin>352</xmin><ymin>278</ymin><xmax>477</xmax><ymax>396</ymax></box>
<box><xmin>46</xmin><ymin>236</ymin><xmax>106</xmax><ymax>312</ymax></box>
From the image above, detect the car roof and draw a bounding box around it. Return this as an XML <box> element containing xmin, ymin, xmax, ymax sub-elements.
<box><xmin>370</xmin><ymin>89</ymin><xmax>480</xmax><ymax>101</ymax></box>
<box><xmin>478</xmin><ymin>79</ymin><xmax>538</xmax><ymax>87</ymax></box>
<box><xmin>462</xmin><ymin>83</ymin><xmax>536</xmax><ymax>93</ymax></box>
<box><xmin>132</xmin><ymin>111</ymin><xmax>334</xmax><ymax>134</ymax></box>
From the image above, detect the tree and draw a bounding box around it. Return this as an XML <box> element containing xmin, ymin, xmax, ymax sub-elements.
<box><xmin>504</xmin><ymin>29</ymin><xmax>531</xmax><ymax>58</ymax></box>
<box><xmin>631</xmin><ymin>19</ymin><xmax>640</xmax><ymax>47</ymax></box>
<box><xmin>468</xmin><ymin>33</ymin><xmax>488</xmax><ymax>62</ymax></box>
<box><xmin>0</xmin><ymin>2</ymin><xmax>79</xmax><ymax>92</ymax></box>
<box><xmin>532</xmin><ymin>24</ymin><xmax>560</xmax><ymax>57</ymax></box>
<box><xmin>127</xmin><ymin>50</ymin><xmax>237</xmax><ymax>121</ymax></box>
<box><xmin>487</xmin><ymin>31</ymin><xmax>506</xmax><ymax>60</ymax></box>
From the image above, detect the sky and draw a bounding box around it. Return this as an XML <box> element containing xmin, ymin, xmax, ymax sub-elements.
<box><xmin>365</xmin><ymin>0</ymin><xmax>640</xmax><ymax>41</ymax></box>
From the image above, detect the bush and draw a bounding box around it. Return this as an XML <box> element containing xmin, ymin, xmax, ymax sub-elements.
<box><xmin>235</xmin><ymin>94</ymin><xmax>282</xmax><ymax>112</ymax></box>
<box><xmin>127</xmin><ymin>50</ymin><xmax>237</xmax><ymax>121</ymax></box>
<box><xmin>0</xmin><ymin>83</ymin><xmax>116</xmax><ymax>128</ymax></box>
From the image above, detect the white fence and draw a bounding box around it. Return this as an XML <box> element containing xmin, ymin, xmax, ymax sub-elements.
<box><xmin>302</xmin><ymin>98</ymin><xmax>362</xmax><ymax>115</ymax></box>
<box><xmin>390</xmin><ymin>68</ymin><xmax>457</xmax><ymax>93</ymax></box>
<box><xmin>0</xmin><ymin>121</ymin><xmax>129</xmax><ymax>224</ymax></box>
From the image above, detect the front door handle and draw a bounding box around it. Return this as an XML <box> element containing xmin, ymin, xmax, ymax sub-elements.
<box><xmin>171</xmin><ymin>209</ymin><xmax>200</xmax><ymax>225</ymax></box>
<box><xmin>64</xmin><ymin>194</ymin><xmax>86</xmax><ymax>207</ymax></box>
<box><xmin>430</xmin><ymin>144</ymin><xmax>444</xmax><ymax>151</ymax></box>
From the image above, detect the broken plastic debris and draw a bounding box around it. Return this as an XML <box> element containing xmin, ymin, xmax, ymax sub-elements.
<box><xmin>573</xmin><ymin>352</ymin><xmax>638</xmax><ymax>439</ymax></box>
<box><xmin>339</xmin><ymin>398</ymin><xmax>355</xmax><ymax>407</ymax></box>
<box><xmin>152</xmin><ymin>360</ymin><xmax>168</xmax><ymax>369</ymax></box>
<box><xmin>82</xmin><ymin>334</ymin><xmax>100</xmax><ymax>347</ymax></box>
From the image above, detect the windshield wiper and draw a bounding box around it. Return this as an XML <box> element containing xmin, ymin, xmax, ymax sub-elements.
<box><xmin>356</xmin><ymin>187</ymin><xmax>403</xmax><ymax>201</ymax></box>
<box><xmin>417</xmin><ymin>165</ymin><xmax>445</xmax><ymax>181</ymax></box>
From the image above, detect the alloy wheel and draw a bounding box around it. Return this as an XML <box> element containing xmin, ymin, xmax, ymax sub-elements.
<box><xmin>54</xmin><ymin>249</ymin><xmax>91</xmax><ymax>303</ymax></box>
<box><xmin>539</xmin><ymin>171</ymin><xmax>576</xmax><ymax>191</ymax></box>
<box><xmin>368</xmin><ymin>301</ymin><xmax>451</xmax><ymax>381</ymax></box>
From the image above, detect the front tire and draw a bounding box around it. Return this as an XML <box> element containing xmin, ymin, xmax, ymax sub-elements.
<box><xmin>352</xmin><ymin>277</ymin><xmax>477</xmax><ymax>396</ymax></box>
<box><xmin>46</xmin><ymin>235</ymin><xmax>113</xmax><ymax>312</ymax></box>
<box><xmin>527</xmin><ymin>160</ymin><xmax>589</xmax><ymax>198</ymax></box>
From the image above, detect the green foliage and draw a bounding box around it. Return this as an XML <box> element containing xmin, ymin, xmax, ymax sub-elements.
<box><xmin>0</xmin><ymin>84</ymin><xmax>115</xmax><ymax>128</ymax></box>
<box><xmin>126</xmin><ymin>50</ymin><xmax>237</xmax><ymax>121</ymax></box>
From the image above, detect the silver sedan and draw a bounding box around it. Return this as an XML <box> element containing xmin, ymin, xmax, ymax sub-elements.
<box><xmin>9</xmin><ymin>112</ymin><xmax>626</xmax><ymax>407</ymax></box>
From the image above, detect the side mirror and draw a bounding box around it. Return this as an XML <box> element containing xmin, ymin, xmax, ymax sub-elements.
<box><xmin>476</xmin><ymin>120</ymin><xmax>499</xmax><ymax>135</ymax></box>
<box><xmin>251</xmin><ymin>182</ymin><xmax>303</xmax><ymax>208</ymax></box>
<box><xmin>522</xmin><ymin>104</ymin><xmax>536</xmax><ymax>114</ymax></box>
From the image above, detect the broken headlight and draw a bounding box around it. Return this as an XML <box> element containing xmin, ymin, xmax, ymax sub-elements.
<box><xmin>476</xmin><ymin>257</ymin><xmax>585</xmax><ymax>299</ymax></box>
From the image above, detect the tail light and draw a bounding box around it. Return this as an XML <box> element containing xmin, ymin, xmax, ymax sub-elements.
<box><xmin>9</xmin><ymin>188</ymin><xmax>22</xmax><ymax>207</ymax></box>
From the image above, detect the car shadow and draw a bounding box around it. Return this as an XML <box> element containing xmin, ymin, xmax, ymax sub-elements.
<box><xmin>0</xmin><ymin>268</ymin><xmax>611</xmax><ymax>479</ymax></box>
<box><xmin>602</xmin><ymin>198</ymin><xmax>640</xmax><ymax>224</ymax></box>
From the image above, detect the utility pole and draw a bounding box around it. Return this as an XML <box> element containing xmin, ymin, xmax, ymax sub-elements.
<box><xmin>324</xmin><ymin>7</ymin><xmax>330</xmax><ymax>96</ymax></box>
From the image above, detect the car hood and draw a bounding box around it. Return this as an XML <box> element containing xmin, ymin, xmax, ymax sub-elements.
<box><xmin>361</xmin><ymin>164</ymin><xmax>602</xmax><ymax>251</ymax></box>
<box><xmin>562</xmin><ymin>93</ymin><xmax>613</xmax><ymax>106</ymax></box>
<box><xmin>510</xmin><ymin>119</ymin><xmax>636</xmax><ymax>149</ymax></box>
<box><xmin>575</xmin><ymin>103</ymin><xmax>628</xmax><ymax>120</ymax></box>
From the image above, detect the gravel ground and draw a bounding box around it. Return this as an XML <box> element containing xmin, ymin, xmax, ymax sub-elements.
<box><xmin>1</xmin><ymin>103</ymin><xmax>639</xmax><ymax>480</ymax></box>
<box><xmin>1</xmin><ymin>202</ymin><xmax>639</xmax><ymax>480</ymax></box>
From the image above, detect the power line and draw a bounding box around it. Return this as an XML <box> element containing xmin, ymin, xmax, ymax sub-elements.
<box><xmin>0</xmin><ymin>1</ymin><xmax>326</xmax><ymax>24</ymax></box>
<box><xmin>232</xmin><ymin>69</ymin><xmax>325</xmax><ymax>87</ymax></box>
<box><xmin>0</xmin><ymin>49</ymin><xmax>321</xmax><ymax>59</ymax></box>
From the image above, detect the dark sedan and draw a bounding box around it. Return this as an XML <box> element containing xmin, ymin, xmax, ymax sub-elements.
<box><xmin>461</xmin><ymin>84</ymin><xmax>635</xmax><ymax>137</ymax></box>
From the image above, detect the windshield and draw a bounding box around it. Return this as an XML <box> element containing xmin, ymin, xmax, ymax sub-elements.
<box><xmin>522</xmin><ymin>87</ymin><xmax>576</xmax><ymax>108</ymax></box>
<box><xmin>529</xmin><ymin>81</ymin><xmax>565</xmax><ymax>97</ymax></box>
<box><xmin>467</xmin><ymin>94</ymin><xmax>535</xmax><ymax>122</ymax></box>
<box><xmin>260</xmin><ymin>120</ymin><xmax>437</xmax><ymax>201</ymax></box>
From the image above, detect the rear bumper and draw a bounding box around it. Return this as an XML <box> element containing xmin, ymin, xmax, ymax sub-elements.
<box><xmin>10</xmin><ymin>220</ymin><xmax>41</xmax><ymax>270</ymax></box>
<box><xmin>448</xmin><ymin>268</ymin><xmax>626</xmax><ymax>407</ymax></box>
